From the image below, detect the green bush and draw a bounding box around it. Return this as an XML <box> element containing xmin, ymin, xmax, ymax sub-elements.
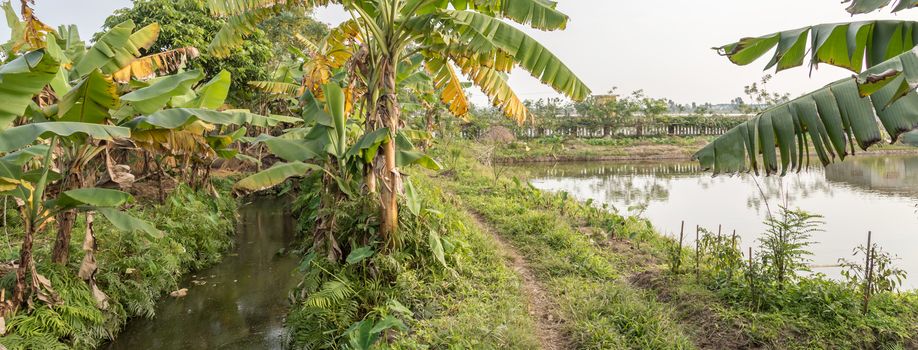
<box><xmin>0</xmin><ymin>184</ymin><xmax>237</xmax><ymax>350</ymax></box>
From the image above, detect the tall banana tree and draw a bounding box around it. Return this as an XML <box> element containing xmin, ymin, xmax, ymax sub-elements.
<box><xmin>207</xmin><ymin>0</ymin><xmax>591</xmax><ymax>246</ymax></box>
<box><xmin>696</xmin><ymin>3</ymin><xmax>918</xmax><ymax>174</ymax></box>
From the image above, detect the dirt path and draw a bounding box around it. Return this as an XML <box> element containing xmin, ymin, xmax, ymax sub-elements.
<box><xmin>466</xmin><ymin>211</ymin><xmax>573</xmax><ymax>350</ymax></box>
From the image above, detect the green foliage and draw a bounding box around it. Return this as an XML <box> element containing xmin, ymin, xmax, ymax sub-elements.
<box><xmin>758</xmin><ymin>207</ymin><xmax>823</xmax><ymax>288</ymax></box>
<box><xmin>840</xmin><ymin>243</ymin><xmax>907</xmax><ymax>294</ymax></box>
<box><xmin>285</xmin><ymin>168</ymin><xmax>545</xmax><ymax>349</ymax></box>
<box><xmin>101</xmin><ymin>0</ymin><xmax>275</xmax><ymax>106</ymax></box>
<box><xmin>0</xmin><ymin>183</ymin><xmax>236</xmax><ymax>349</ymax></box>
<box><xmin>432</xmin><ymin>146</ymin><xmax>695</xmax><ymax>349</ymax></box>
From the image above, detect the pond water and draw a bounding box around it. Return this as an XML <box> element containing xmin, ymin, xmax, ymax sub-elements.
<box><xmin>520</xmin><ymin>154</ymin><xmax>918</xmax><ymax>289</ymax></box>
<box><xmin>106</xmin><ymin>198</ymin><xmax>300</xmax><ymax>349</ymax></box>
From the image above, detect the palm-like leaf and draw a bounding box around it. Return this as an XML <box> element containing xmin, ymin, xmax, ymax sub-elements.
<box><xmin>695</xmin><ymin>48</ymin><xmax>918</xmax><ymax>175</ymax></box>
<box><xmin>249</xmin><ymin>81</ymin><xmax>305</xmax><ymax>96</ymax></box>
<box><xmin>456</xmin><ymin>57</ymin><xmax>529</xmax><ymax>122</ymax></box>
<box><xmin>73</xmin><ymin>21</ymin><xmax>160</xmax><ymax>77</ymax></box>
<box><xmin>440</xmin><ymin>0</ymin><xmax>569</xmax><ymax>31</ymax></box>
<box><xmin>843</xmin><ymin>0</ymin><xmax>918</xmax><ymax>14</ymax></box>
<box><xmin>234</xmin><ymin>161</ymin><xmax>323</xmax><ymax>193</ymax></box>
<box><xmin>206</xmin><ymin>0</ymin><xmax>333</xmax><ymax>57</ymax></box>
<box><xmin>113</xmin><ymin>47</ymin><xmax>200</xmax><ymax>83</ymax></box>
<box><xmin>0</xmin><ymin>122</ymin><xmax>130</xmax><ymax>153</ymax></box>
<box><xmin>439</xmin><ymin>10</ymin><xmax>590</xmax><ymax>101</ymax></box>
<box><xmin>0</xmin><ymin>50</ymin><xmax>59</xmax><ymax>129</ymax></box>
<box><xmin>57</xmin><ymin>69</ymin><xmax>119</xmax><ymax>123</ymax></box>
<box><xmin>425</xmin><ymin>56</ymin><xmax>470</xmax><ymax>117</ymax></box>
<box><xmin>120</xmin><ymin>70</ymin><xmax>205</xmax><ymax>114</ymax></box>
<box><xmin>716</xmin><ymin>20</ymin><xmax>918</xmax><ymax>74</ymax></box>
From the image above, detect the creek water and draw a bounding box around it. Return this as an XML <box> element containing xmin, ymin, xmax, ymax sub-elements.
<box><xmin>106</xmin><ymin>198</ymin><xmax>300</xmax><ymax>349</ymax></box>
<box><xmin>517</xmin><ymin>154</ymin><xmax>918</xmax><ymax>289</ymax></box>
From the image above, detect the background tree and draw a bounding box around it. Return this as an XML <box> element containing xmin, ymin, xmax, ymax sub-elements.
<box><xmin>259</xmin><ymin>8</ymin><xmax>328</xmax><ymax>66</ymax></box>
<box><xmin>100</xmin><ymin>0</ymin><xmax>274</xmax><ymax>106</ymax></box>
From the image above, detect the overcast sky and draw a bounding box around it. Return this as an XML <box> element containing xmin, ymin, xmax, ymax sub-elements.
<box><xmin>1</xmin><ymin>0</ymin><xmax>908</xmax><ymax>104</ymax></box>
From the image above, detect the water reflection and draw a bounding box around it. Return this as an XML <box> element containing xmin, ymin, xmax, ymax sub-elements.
<box><xmin>106</xmin><ymin>198</ymin><xmax>300</xmax><ymax>349</ymax></box>
<box><xmin>521</xmin><ymin>155</ymin><xmax>918</xmax><ymax>288</ymax></box>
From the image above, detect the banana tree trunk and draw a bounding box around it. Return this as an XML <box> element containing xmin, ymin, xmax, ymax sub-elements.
<box><xmin>51</xmin><ymin>211</ymin><xmax>75</xmax><ymax>264</ymax></box>
<box><xmin>377</xmin><ymin>58</ymin><xmax>401</xmax><ymax>248</ymax></box>
<box><xmin>13</xmin><ymin>216</ymin><xmax>34</xmax><ymax>306</ymax></box>
<box><xmin>52</xmin><ymin>165</ymin><xmax>83</xmax><ymax>264</ymax></box>
<box><xmin>423</xmin><ymin>108</ymin><xmax>435</xmax><ymax>150</ymax></box>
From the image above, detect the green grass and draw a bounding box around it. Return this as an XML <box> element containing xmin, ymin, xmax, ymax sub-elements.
<box><xmin>0</xmin><ymin>181</ymin><xmax>237</xmax><ymax>350</ymax></box>
<box><xmin>481</xmin><ymin>135</ymin><xmax>713</xmax><ymax>162</ymax></box>
<box><xmin>284</xmin><ymin>174</ymin><xmax>541</xmax><ymax>349</ymax></box>
<box><xmin>430</xmin><ymin>143</ymin><xmax>918</xmax><ymax>349</ymax></box>
<box><xmin>431</xmin><ymin>150</ymin><xmax>695</xmax><ymax>349</ymax></box>
<box><xmin>474</xmin><ymin>134</ymin><xmax>918</xmax><ymax>164</ymax></box>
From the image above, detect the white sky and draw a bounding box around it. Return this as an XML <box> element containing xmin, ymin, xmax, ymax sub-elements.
<box><xmin>1</xmin><ymin>0</ymin><xmax>909</xmax><ymax>104</ymax></box>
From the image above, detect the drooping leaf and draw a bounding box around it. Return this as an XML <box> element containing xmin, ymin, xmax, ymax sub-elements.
<box><xmin>395</xmin><ymin>133</ymin><xmax>442</xmax><ymax>170</ymax></box>
<box><xmin>127</xmin><ymin>108</ymin><xmax>278</xmax><ymax>130</ymax></box>
<box><xmin>120</xmin><ymin>70</ymin><xmax>205</xmax><ymax>114</ymax></box>
<box><xmin>347</xmin><ymin>127</ymin><xmax>390</xmax><ymax>164</ymax></box>
<box><xmin>715</xmin><ymin>20</ymin><xmax>918</xmax><ymax>73</ymax></box>
<box><xmin>346</xmin><ymin>246</ymin><xmax>375</xmax><ymax>265</ymax></box>
<box><xmin>57</xmin><ymin>69</ymin><xmax>119</xmax><ymax>123</ymax></box>
<box><xmin>245</xmin><ymin>134</ymin><xmax>323</xmax><ymax>162</ymax></box>
<box><xmin>440</xmin><ymin>10</ymin><xmax>590</xmax><ymax>101</ymax></box>
<box><xmin>0</xmin><ymin>144</ymin><xmax>49</xmax><ymax>166</ymax></box>
<box><xmin>454</xmin><ymin>57</ymin><xmax>529</xmax><ymax>123</ymax></box>
<box><xmin>187</xmin><ymin>70</ymin><xmax>231</xmax><ymax>109</ymax></box>
<box><xmin>425</xmin><ymin>56</ymin><xmax>470</xmax><ymax>117</ymax></box>
<box><xmin>248</xmin><ymin>80</ymin><xmax>304</xmax><ymax>97</ymax></box>
<box><xmin>113</xmin><ymin>46</ymin><xmax>200</xmax><ymax>83</ymax></box>
<box><xmin>0</xmin><ymin>122</ymin><xmax>130</xmax><ymax>153</ymax></box>
<box><xmin>234</xmin><ymin>161</ymin><xmax>323</xmax><ymax>193</ymax></box>
<box><xmin>404</xmin><ymin>179</ymin><xmax>421</xmax><ymax>217</ymax></box>
<box><xmin>695</xmin><ymin>50</ymin><xmax>918</xmax><ymax>175</ymax></box>
<box><xmin>0</xmin><ymin>50</ymin><xmax>59</xmax><ymax>129</ymax></box>
<box><xmin>74</xmin><ymin>21</ymin><xmax>160</xmax><ymax>76</ymax></box>
<box><xmin>55</xmin><ymin>188</ymin><xmax>132</xmax><ymax>209</ymax></box>
<box><xmin>428</xmin><ymin>229</ymin><xmax>447</xmax><ymax>267</ymax></box>
<box><xmin>97</xmin><ymin>207</ymin><xmax>163</xmax><ymax>239</ymax></box>
<box><xmin>843</xmin><ymin>0</ymin><xmax>918</xmax><ymax>14</ymax></box>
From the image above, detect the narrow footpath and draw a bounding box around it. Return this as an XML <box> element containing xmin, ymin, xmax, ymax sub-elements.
<box><xmin>465</xmin><ymin>211</ymin><xmax>573</xmax><ymax>350</ymax></box>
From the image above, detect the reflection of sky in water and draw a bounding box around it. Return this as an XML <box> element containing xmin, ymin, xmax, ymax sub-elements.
<box><xmin>526</xmin><ymin>155</ymin><xmax>918</xmax><ymax>289</ymax></box>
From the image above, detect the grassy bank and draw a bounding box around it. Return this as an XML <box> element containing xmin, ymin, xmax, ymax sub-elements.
<box><xmin>478</xmin><ymin>135</ymin><xmax>918</xmax><ymax>163</ymax></box>
<box><xmin>0</xmin><ymin>180</ymin><xmax>237</xmax><ymax>350</ymax></box>
<box><xmin>283</xmin><ymin>175</ymin><xmax>541</xmax><ymax>349</ymax></box>
<box><xmin>276</xmin><ymin>139</ymin><xmax>918</xmax><ymax>349</ymax></box>
<box><xmin>427</xmin><ymin>145</ymin><xmax>918</xmax><ymax>349</ymax></box>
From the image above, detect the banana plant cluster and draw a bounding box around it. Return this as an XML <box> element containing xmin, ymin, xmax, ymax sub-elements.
<box><xmin>207</xmin><ymin>0</ymin><xmax>590</xmax><ymax>249</ymax></box>
<box><xmin>0</xmin><ymin>0</ymin><xmax>276</xmax><ymax>319</ymax></box>
<box><xmin>235</xmin><ymin>80</ymin><xmax>439</xmax><ymax>260</ymax></box>
<box><xmin>697</xmin><ymin>3</ymin><xmax>918</xmax><ymax>175</ymax></box>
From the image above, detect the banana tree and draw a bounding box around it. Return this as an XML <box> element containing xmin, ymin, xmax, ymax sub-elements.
<box><xmin>207</xmin><ymin>0</ymin><xmax>590</xmax><ymax>246</ymax></box>
<box><xmin>235</xmin><ymin>81</ymin><xmax>439</xmax><ymax>259</ymax></box>
<box><xmin>0</xmin><ymin>125</ymin><xmax>161</xmax><ymax>312</ymax></box>
<box><xmin>696</xmin><ymin>3</ymin><xmax>918</xmax><ymax>174</ymax></box>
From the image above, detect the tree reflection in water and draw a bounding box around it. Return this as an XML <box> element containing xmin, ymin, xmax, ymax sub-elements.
<box><xmin>521</xmin><ymin>154</ymin><xmax>918</xmax><ymax>288</ymax></box>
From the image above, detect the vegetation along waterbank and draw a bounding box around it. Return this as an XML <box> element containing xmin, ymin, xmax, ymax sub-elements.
<box><xmin>1</xmin><ymin>0</ymin><xmax>918</xmax><ymax>349</ymax></box>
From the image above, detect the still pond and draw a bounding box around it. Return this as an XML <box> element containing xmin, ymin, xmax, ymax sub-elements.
<box><xmin>518</xmin><ymin>154</ymin><xmax>918</xmax><ymax>289</ymax></box>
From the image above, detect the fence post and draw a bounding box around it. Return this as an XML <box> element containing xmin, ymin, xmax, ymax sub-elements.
<box><xmin>863</xmin><ymin>231</ymin><xmax>873</xmax><ymax>315</ymax></box>
<box><xmin>695</xmin><ymin>225</ymin><xmax>701</xmax><ymax>282</ymax></box>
